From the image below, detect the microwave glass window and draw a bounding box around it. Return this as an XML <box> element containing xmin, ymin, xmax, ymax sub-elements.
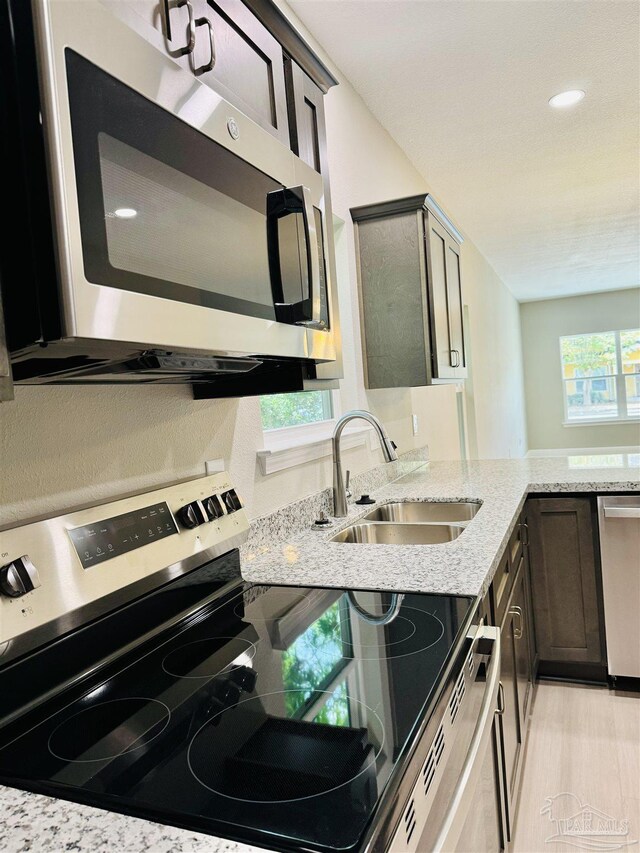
<box><xmin>99</xmin><ymin>134</ymin><xmax>271</xmax><ymax>308</ymax></box>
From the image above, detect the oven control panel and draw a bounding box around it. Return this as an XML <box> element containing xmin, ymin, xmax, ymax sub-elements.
<box><xmin>0</xmin><ymin>474</ymin><xmax>249</xmax><ymax>662</ymax></box>
<box><xmin>68</xmin><ymin>502</ymin><xmax>179</xmax><ymax>568</ymax></box>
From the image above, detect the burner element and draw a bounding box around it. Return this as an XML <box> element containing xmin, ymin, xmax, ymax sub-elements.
<box><xmin>162</xmin><ymin>637</ymin><xmax>256</xmax><ymax>679</ymax></box>
<box><xmin>48</xmin><ymin>697</ymin><xmax>170</xmax><ymax>763</ymax></box>
<box><xmin>187</xmin><ymin>690</ymin><xmax>385</xmax><ymax>803</ymax></box>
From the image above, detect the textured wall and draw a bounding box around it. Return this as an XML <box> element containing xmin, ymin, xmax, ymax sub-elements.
<box><xmin>521</xmin><ymin>288</ymin><xmax>640</xmax><ymax>451</ymax></box>
<box><xmin>0</xmin><ymin>1</ymin><xmax>528</xmax><ymax>526</ymax></box>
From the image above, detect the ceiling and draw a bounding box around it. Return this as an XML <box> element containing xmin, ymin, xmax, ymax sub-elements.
<box><xmin>289</xmin><ymin>0</ymin><xmax>640</xmax><ymax>302</ymax></box>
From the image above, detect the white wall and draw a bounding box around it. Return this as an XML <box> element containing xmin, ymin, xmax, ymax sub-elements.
<box><xmin>0</xmin><ymin>2</ymin><xmax>527</xmax><ymax>527</ymax></box>
<box><xmin>521</xmin><ymin>288</ymin><xmax>640</xmax><ymax>451</ymax></box>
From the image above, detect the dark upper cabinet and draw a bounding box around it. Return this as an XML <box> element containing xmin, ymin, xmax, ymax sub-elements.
<box><xmin>526</xmin><ymin>497</ymin><xmax>605</xmax><ymax>670</ymax></box>
<box><xmin>101</xmin><ymin>1</ymin><xmax>341</xmax><ymax>153</ymax></box>
<box><xmin>351</xmin><ymin>195</ymin><xmax>467</xmax><ymax>389</ymax></box>
<box><xmin>284</xmin><ymin>59</ymin><xmax>328</xmax><ymax>178</ymax></box>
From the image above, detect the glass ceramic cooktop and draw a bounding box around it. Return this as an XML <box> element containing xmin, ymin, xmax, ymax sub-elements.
<box><xmin>0</xmin><ymin>581</ymin><xmax>473</xmax><ymax>852</ymax></box>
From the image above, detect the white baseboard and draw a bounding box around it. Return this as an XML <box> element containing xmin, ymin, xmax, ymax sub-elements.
<box><xmin>527</xmin><ymin>445</ymin><xmax>640</xmax><ymax>458</ymax></box>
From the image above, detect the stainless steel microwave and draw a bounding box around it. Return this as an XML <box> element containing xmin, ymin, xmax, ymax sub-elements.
<box><xmin>0</xmin><ymin>0</ymin><xmax>340</xmax><ymax>390</ymax></box>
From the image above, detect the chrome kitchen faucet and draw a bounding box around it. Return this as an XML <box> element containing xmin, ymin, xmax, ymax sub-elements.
<box><xmin>332</xmin><ymin>410</ymin><xmax>398</xmax><ymax>517</ymax></box>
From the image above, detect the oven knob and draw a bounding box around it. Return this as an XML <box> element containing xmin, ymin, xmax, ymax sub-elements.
<box><xmin>203</xmin><ymin>495</ymin><xmax>224</xmax><ymax>521</ymax></box>
<box><xmin>178</xmin><ymin>501</ymin><xmax>207</xmax><ymax>529</ymax></box>
<box><xmin>0</xmin><ymin>556</ymin><xmax>41</xmax><ymax>598</ymax></box>
<box><xmin>221</xmin><ymin>489</ymin><xmax>243</xmax><ymax>514</ymax></box>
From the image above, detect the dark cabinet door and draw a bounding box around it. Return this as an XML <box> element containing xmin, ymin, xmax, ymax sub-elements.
<box><xmin>511</xmin><ymin>560</ymin><xmax>533</xmax><ymax>730</ymax></box>
<box><xmin>444</xmin><ymin>239</ymin><xmax>466</xmax><ymax>377</ymax></box>
<box><xmin>499</xmin><ymin>602</ymin><xmax>521</xmax><ymax>810</ymax></box>
<box><xmin>424</xmin><ymin>212</ymin><xmax>466</xmax><ymax>380</ymax></box>
<box><xmin>285</xmin><ymin>59</ymin><xmax>328</xmax><ymax>178</ymax></box>
<box><xmin>527</xmin><ymin>497</ymin><xmax>604</xmax><ymax>665</ymax></box>
<box><xmin>190</xmin><ymin>0</ymin><xmax>290</xmax><ymax>144</ymax></box>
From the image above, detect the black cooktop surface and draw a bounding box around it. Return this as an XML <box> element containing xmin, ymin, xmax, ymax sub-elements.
<box><xmin>0</xmin><ymin>565</ymin><xmax>473</xmax><ymax>852</ymax></box>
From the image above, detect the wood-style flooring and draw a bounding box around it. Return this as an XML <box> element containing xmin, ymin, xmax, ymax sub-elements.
<box><xmin>512</xmin><ymin>680</ymin><xmax>640</xmax><ymax>852</ymax></box>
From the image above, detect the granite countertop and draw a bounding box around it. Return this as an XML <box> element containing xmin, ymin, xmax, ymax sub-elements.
<box><xmin>2</xmin><ymin>453</ymin><xmax>638</xmax><ymax>853</ymax></box>
<box><xmin>0</xmin><ymin>785</ymin><xmax>264</xmax><ymax>853</ymax></box>
<box><xmin>241</xmin><ymin>454</ymin><xmax>640</xmax><ymax>599</ymax></box>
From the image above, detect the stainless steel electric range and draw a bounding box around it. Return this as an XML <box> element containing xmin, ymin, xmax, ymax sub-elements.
<box><xmin>0</xmin><ymin>476</ymin><xmax>502</xmax><ymax>852</ymax></box>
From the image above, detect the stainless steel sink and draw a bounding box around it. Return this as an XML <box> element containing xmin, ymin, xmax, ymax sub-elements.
<box><xmin>331</xmin><ymin>522</ymin><xmax>465</xmax><ymax>545</ymax></box>
<box><xmin>362</xmin><ymin>501</ymin><xmax>480</xmax><ymax>524</ymax></box>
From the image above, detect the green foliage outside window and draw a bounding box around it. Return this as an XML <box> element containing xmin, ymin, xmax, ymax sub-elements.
<box><xmin>313</xmin><ymin>680</ymin><xmax>350</xmax><ymax>727</ymax></box>
<box><xmin>560</xmin><ymin>329</ymin><xmax>640</xmax><ymax>420</ymax></box>
<box><xmin>260</xmin><ymin>390</ymin><xmax>333</xmax><ymax>430</ymax></box>
<box><xmin>560</xmin><ymin>332</ymin><xmax>616</xmax><ymax>377</ymax></box>
<box><xmin>281</xmin><ymin>600</ymin><xmax>351</xmax><ymax>727</ymax></box>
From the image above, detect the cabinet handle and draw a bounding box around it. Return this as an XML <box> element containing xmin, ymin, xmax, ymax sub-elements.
<box><xmin>192</xmin><ymin>17</ymin><xmax>216</xmax><ymax>75</ymax></box>
<box><xmin>496</xmin><ymin>681</ymin><xmax>505</xmax><ymax>715</ymax></box>
<box><xmin>510</xmin><ymin>605</ymin><xmax>523</xmax><ymax>639</ymax></box>
<box><xmin>163</xmin><ymin>0</ymin><xmax>196</xmax><ymax>56</ymax></box>
<box><xmin>450</xmin><ymin>349</ymin><xmax>460</xmax><ymax>368</ymax></box>
<box><xmin>521</xmin><ymin>521</ymin><xmax>529</xmax><ymax>546</ymax></box>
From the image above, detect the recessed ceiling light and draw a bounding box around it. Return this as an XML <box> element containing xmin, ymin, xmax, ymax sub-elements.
<box><xmin>114</xmin><ymin>207</ymin><xmax>138</xmax><ymax>219</ymax></box>
<box><xmin>548</xmin><ymin>90</ymin><xmax>585</xmax><ymax>108</ymax></box>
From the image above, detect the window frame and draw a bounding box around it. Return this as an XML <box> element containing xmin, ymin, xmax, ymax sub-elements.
<box><xmin>560</xmin><ymin>328</ymin><xmax>640</xmax><ymax>426</ymax></box>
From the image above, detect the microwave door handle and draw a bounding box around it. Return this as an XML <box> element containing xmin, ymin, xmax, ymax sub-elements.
<box><xmin>432</xmin><ymin>625</ymin><xmax>502</xmax><ymax>853</ymax></box>
<box><xmin>267</xmin><ymin>185</ymin><xmax>325</xmax><ymax>330</ymax></box>
<box><xmin>298</xmin><ymin>186</ymin><xmax>324</xmax><ymax>330</ymax></box>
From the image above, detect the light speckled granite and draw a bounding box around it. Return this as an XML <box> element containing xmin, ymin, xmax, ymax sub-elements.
<box><xmin>0</xmin><ymin>785</ymin><xmax>267</xmax><ymax>853</ymax></box>
<box><xmin>241</xmin><ymin>455</ymin><xmax>640</xmax><ymax>599</ymax></box>
<box><xmin>2</xmin><ymin>451</ymin><xmax>637</xmax><ymax>853</ymax></box>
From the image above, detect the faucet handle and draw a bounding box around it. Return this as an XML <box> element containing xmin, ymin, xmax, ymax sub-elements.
<box><xmin>345</xmin><ymin>469</ymin><xmax>352</xmax><ymax>499</ymax></box>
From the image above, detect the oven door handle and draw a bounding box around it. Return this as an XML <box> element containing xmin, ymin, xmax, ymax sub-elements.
<box><xmin>267</xmin><ymin>185</ymin><xmax>326</xmax><ymax>330</ymax></box>
<box><xmin>432</xmin><ymin>625</ymin><xmax>502</xmax><ymax>853</ymax></box>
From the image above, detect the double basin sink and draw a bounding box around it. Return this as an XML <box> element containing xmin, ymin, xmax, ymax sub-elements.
<box><xmin>331</xmin><ymin>501</ymin><xmax>480</xmax><ymax>545</ymax></box>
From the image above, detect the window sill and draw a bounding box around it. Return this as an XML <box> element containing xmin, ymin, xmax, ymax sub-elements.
<box><xmin>257</xmin><ymin>422</ymin><xmax>372</xmax><ymax>475</ymax></box>
<box><xmin>563</xmin><ymin>418</ymin><xmax>640</xmax><ymax>428</ymax></box>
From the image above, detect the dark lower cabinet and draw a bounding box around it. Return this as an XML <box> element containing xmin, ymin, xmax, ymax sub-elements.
<box><xmin>490</xmin><ymin>517</ymin><xmax>535</xmax><ymax>841</ymax></box>
<box><xmin>526</xmin><ymin>497</ymin><xmax>605</xmax><ymax>675</ymax></box>
<box><xmin>500</xmin><ymin>603</ymin><xmax>520</xmax><ymax>804</ymax></box>
<box><xmin>511</xmin><ymin>561</ymin><xmax>533</xmax><ymax>734</ymax></box>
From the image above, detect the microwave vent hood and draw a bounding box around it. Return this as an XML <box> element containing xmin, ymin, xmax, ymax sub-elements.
<box><xmin>9</xmin><ymin>348</ymin><xmax>325</xmax><ymax>398</ymax></box>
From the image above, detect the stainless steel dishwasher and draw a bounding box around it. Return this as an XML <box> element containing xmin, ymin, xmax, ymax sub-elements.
<box><xmin>597</xmin><ymin>496</ymin><xmax>640</xmax><ymax>679</ymax></box>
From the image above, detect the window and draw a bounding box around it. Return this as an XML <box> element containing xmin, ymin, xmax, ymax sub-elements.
<box><xmin>560</xmin><ymin>329</ymin><xmax>640</xmax><ymax>423</ymax></box>
<box><xmin>259</xmin><ymin>390</ymin><xmax>333</xmax><ymax>430</ymax></box>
